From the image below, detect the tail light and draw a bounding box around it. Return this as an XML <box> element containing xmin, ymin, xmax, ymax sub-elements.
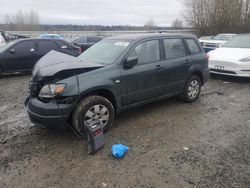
<box><xmin>205</xmin><ymin>54</ymin><xmax>209</xmax><ymax>61</ymax></box>
<box><xmin>77</xmin><ymin>47</ymin><xmax>82</xmax><ymax>54</ymax></box>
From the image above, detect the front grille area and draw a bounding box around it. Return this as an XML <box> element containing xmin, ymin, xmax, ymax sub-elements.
<box><xmin>29</xmin><ymin>81</ymin><xmax>43</xmax><ymax>97</ymax></box>
<box><xmin>210</xmin><ymin>69</ymin><xmax>236</xmax><ymax>74</ymax></box>
<box><xmin>205</xmin><ymin>43</ymin><xmax>217</xmax><ymax>48</ymax></box>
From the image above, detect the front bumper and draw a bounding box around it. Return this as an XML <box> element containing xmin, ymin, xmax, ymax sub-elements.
<box><xmin>210</xmin><ymin>70</ymin><xmax>250</xmax><ymax>77</ymax></box>
<box><xmin>25</xmin><ymin>97</ymin><xmax>75</xmax><ymax>132</ymax></box>
<box><xmin>209</xmin><ymin>60</ymin><xmax>250</xmax><ymax>78</ymax></box>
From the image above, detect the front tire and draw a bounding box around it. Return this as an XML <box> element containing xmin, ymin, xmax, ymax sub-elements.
<box><xmin>72</xmin><ymin>95</ymin><xmax>115</xmax><ymax>135</ymax></box>
<box><xmin>180</xmin><ymin>75</ymin><xmax>202</xmax><ymax>103</ymax></box>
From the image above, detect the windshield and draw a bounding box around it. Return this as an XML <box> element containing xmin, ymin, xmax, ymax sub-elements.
<box><xmin>213</xmin><ymin>34</ymin><xmax>232</xmax><ymax>41</ymax></box>
<box><xmin>223</xmin><ymin>35</ymin><xmax>250</xmax><ymax>48</ymax></box>
<box><xmin>0</xmin><ymin>40</ymin><xmax>16</xmax><ymax>52</ymax></box>
<box><xmin>78</xmin><ymin>39</ymin><xmax>130</xmax><ymax>65</ymax></box>
<box><xmin>199</xmin><ymin>36</ymin><xmax>213</xmax><ymax>40</ymax></box>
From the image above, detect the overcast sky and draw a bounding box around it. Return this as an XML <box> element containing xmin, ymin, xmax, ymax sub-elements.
<box><xmin>0</xmin><ymin>0</ymin><xmax>183</xmax><ymax>26</ymax></box>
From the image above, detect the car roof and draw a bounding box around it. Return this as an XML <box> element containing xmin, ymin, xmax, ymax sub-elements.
<box><xmin>237</xmin><ymin>33</ymin><xmax>250</xmax><ymax>36</ymax></box>
<box><xmin>107</xmin><ymin>33</ymin><xmax>197</xmax><ymax>41</ymax></box>
<box><xmin>216</xmin><ymin>33</ymin><xmax>237</xmax><ymax>36</ymax></box>
<box><xmin>12</xmin><ymin>38</ymin><xmax>64</xmax><ymax>43</ymax></box>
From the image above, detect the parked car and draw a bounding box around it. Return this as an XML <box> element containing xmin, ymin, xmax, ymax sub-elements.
<box><xmin>0</xmin><ymin>39</ymin><xmax>81</xmax><ymax>76</ymax></box>
<box><xmin>5</xmin><ymin>34</ymin><xmax>29</xmax><ymax>42</ymax></box>
<box><xmin>199</xmin><ymin>36</ymin><xmax>214</xmax><ymax>45</ymax></box>
<box><xmin>199</xmin><ymin>36</ymin><xmax>214</xmax><ymax>41</ymax></box>
<box><xmin>38</xmin><ymin>34</ymin><xmax>64</xmax><ymax>40</ymax></box>
<box><xmin>208</xmin><ymin>34</ymin><xmax>250</xmax><ymax>77</ymax></box>
<box><xmin>25</xmin><ymin>34</ymin><xmax>210</xmax><ymax>134</ymax></box>
<box><xmin>71</xmin><ymin>36</ymin><xmax>104</xmax><ymax>53</ymax></box>
<box><xmin>0</xmin><ymin>33</ymin><xmax>6</xmax><ymax>47</ymax></box>
<box><xmin>199</xmin><ymin>33</ymin><xmax>236</xmax><ymax>53</ymax></box>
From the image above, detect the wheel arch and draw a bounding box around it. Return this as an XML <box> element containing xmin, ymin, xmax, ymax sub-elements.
<box><xmin>190</xmin><ymin>71</ymin><xmax>204</xmax><ymax>85</ymax></box>
<box><xmin>80</xmin><ymin>88</ymin><xmax>117</xmax><ymax>113</ymax></box>
<box><xmin>68</xmin><ymin>88</ymin><xmax>118</xmax><ymax>123</ymax></box>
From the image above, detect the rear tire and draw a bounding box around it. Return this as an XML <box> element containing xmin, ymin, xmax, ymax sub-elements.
<box><xmin>180</xmin><ymin>75</ymin><xmax>201</xmax><ymax>103</ymax></box>
<box><xmin>72</xmin><ymin>95</ymin><xmax>115</xmax><ymax>135</ymax></box>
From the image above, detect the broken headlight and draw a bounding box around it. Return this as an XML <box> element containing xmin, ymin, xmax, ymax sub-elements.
<box><xmin>39</xmin><ymin>84</ymin><xmax>66</xmax><ymax>98</ymax></box>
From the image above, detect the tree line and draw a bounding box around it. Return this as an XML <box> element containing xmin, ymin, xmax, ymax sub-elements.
<box><xmin>183</xmin><ymin>0</ymin><xmax>250</xmax><ymax>35</ymax></box>
<box><xmin>4</xmin><ymin>10</ymin><xmax>40</xmax><ymax>31</ymax></box>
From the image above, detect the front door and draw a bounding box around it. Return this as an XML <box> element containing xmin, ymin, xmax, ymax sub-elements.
<box><xmin>121</xmin><ymin>39</ymin><xmax>165</xmax><ymax>106</ymax></box>
<box><xmin>3</xmin><ymin>40</ymin><xmax>37</xmax><ymax>71</ymax></box>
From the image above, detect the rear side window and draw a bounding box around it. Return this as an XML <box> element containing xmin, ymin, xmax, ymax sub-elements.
<box><xmin>75</xmin><ymin>37</ymin><xmax>87</xmax><ymax>43</ymax></box>
<box><xmin>128</xmin><ymin>40</ymin><xmax>160</xmax><ymax>64</ymax></box>
<box><xmin>38</xmin><ymin>41</ymin><xmax>58</xmax><ymax>54</ymax></box>
<box><xmin>185</xmin><ymin>39</ymin><xmax>201</xmax><ymax>54</ymax></box>
<box><xmin>163</xmin><ymin>39</ymin><xmax>186</xmax><ymax>60</ymax></box>
<box><xmin>87</xmin><ymin>37</ymin><xmax>102</xmax><ymax>43</ymax></box>
<box><xmin>59</xmin><ymin>41</ymin><xmax>73</xmax><ymax>49</ymax></box>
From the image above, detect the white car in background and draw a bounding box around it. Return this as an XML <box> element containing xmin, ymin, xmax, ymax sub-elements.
<box><xmin>208</xmin><ymin>34</ymin><xmax>250</xmax><ymax>77</ymax></box>
<box><xmin>0</xmin><ymin>34</ymin><xmax>6</xmax><ymax>47</ymax></box>
<box><xmin>200</xmin><ymin>33</ymin><xmax>236</xmax><ymax>53</ymax></box>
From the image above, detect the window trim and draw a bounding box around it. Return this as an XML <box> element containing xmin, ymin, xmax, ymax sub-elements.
<box><xmin>162</xmin><ymin>38</ymin><xmax>188</xmax><ymax>60</ymax></box>
<box><xmin>125</xmin><ymin>39</ymin><xmax>162</xmax><ymax>65</ymax></box>
<box><xmin>184</xmin><ymin>38</ymin><xmax>202</xmax><ymax>54</ymax></box>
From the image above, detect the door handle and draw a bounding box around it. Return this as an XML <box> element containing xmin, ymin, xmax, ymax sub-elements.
<box><xmin>155</xmin><ymin>65</ymin><xmax>163</xmax><ymax>71</ymax></box>
<box><xmin>185</xmin><ymin>59</ymin><xmax>191</xmax><ymax>64</ymax></box>
<box><xmin>30</xmin><ymin>48</ymin><xmax>35</xmax><ymax>54</ymax></box>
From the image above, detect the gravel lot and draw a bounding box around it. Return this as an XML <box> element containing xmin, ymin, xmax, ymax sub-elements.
<box><xmin>0</xmin><ymin>74</ymin><xmax>250</xmax><ymax>188</ymax></box>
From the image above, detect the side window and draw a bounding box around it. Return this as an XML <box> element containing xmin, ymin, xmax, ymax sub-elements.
<box><xmin>59</xmin><ymin>41</ymin><xmax>71</xmax><ymax>49</ymax></box>
<box><xmin>76</xmin><ymin>37</ymin><xmax>87</xmax><ymax>43</ymax></box>
<box><xmin>163</xmin><ymin>39</ymin><xmax>186</xmax><ymax>60</ymax></box>
<box><xmin>38</xmin><ymin>41</ymin><xmax>58</xmax><ymax>54</ymax></box>
<box><xmin>128</xmin><ymin>40</ymin><xmax>160</xmax><ymax>64</ymax></box>
<box><xmin>87</xmin><ymin>37</ymin><xmax>102</xmax><ymax>43</ymax></box>
<box><xmin>185</xmin><ymin>39</ymin><xmax>201</xmax><ymax>54</ymax></box>
<box><xmin>12</xmin><ymin>41</ymin><xmax>35</xmax><ymax>55</ymax></box>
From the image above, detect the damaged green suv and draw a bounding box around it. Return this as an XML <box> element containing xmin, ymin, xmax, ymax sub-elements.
<box><xmin>25</xmin><ymin>34</ymin><xmax>210</xmax><ymax>134</ymax></box>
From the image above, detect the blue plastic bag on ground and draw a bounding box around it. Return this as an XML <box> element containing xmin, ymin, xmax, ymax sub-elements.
<box><xmin>111</xmin><ymin>144</ymin><xmax>129</xmax><ymax>159</ymax></box>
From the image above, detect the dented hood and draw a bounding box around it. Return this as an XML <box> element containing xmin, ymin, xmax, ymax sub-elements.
<box><xmin>32</xmin><ymin>51</ymin><xmax>105</xmax><ymax>79</ymax></box>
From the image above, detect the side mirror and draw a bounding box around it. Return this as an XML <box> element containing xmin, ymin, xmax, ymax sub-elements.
<box><xmin>123</xmin><ymin>57</ymin><xmax>138</xmax><ymax>69</ymax></box>
<box><xmin>9</xmin><ymin>48</ymin><xmax>16</xmax><ymax>54</ymax></box>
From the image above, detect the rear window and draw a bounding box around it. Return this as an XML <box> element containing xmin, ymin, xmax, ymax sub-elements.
<box><xmin>185</xmin><ymin>39</ymin><xmax>201</xmax><ymax>54</ymax></box>
<box><xmin>163</xmin><ymin>39</ymin><xmax>186</xmax><ymax>60</ymax></box>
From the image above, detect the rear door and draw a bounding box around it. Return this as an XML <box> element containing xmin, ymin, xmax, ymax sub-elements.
<box><xmin>184</xmin><ymin>38</ymin><xmax>204</xmax><ymax>67</ymax></box>
<box><xmin>121</xmin><ymin>39</ymin><xmax>165</xmax><ymax>106</ymax></box>
<box><xmin>3</xmin><ymin>40</ymin><xmax>37</xmax><ymax>71</ymax></box>
<box><xmin>37</xmin><ymin>40</ymin><xmax>59</xmax><ymax>59</ymax></box>
<box><xmin>162</xmin><ymin>38</ymin><xmax>190</xmax><ymax>94</ymax></box>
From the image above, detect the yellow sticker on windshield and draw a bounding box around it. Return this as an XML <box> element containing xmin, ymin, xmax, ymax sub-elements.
<box><xmin>115</xmin><ymin>42</ymin><xmax>129</xmax><ymax>47</ymax></box>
